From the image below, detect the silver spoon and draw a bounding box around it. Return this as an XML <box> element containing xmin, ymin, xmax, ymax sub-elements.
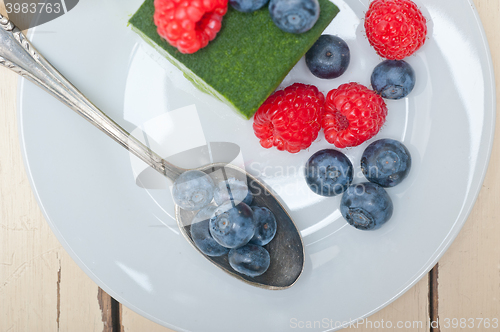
<box><xmin>0</xmin><ymin>15</ymin><xmax>304</xmax><ymax>289</ymax></box>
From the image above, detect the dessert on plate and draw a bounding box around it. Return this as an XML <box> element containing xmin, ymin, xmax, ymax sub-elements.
<box><xmin>129</xmin><ymin>0</ymin><xmax>339</xmax><ymax>119</ymax></box>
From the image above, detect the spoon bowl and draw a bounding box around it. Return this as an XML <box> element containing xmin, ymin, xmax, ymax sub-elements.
<box><xmin>177</xmin><ymin>163</ymin><xmax>304</xmax><ymax>289</ymax></box>
<box><xmin>0</xmin><ymin>14</ymin><xmax>304</xmax><ymax>289</ymax></box>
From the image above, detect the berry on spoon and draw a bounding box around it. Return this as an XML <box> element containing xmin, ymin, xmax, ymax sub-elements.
<box><xmin>229</xmin><ymin>244</ymin><xmax>271</xmax><ymax>277</ymax></box>
<box><xmin>191</xmin><ymin>205</ymin><xmax>230</xmax><ymax>257</ymax></box>
<box><xmin>209</xmin><ymin>201</ymin><xmax>255</xmax><ymax>248</ymax></box>
<box><xmin>172</xmin><ymin>170</ymin><xmax>215</xmax><ymax>211</ymax></box>
<box><xmin>214</xmin><ymin>177</ymin><xmax>253</xmax><ymax>206</ymax></box>
<box><xmin>250</xmin><ymin>206</ymin><xmax>277</xmax><ymax>246</ymax></box>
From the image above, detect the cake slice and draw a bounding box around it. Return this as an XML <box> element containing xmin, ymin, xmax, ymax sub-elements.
<box><xmin>129</xmin><ymin>0</ymin><xmax>339</xmax><ymax>119</ymax></box>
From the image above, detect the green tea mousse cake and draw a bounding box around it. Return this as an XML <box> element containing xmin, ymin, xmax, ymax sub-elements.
<box><xmin>129</xmin><ymin>0</ymin><xmax>339</xmax><ymax>119</ymax></box>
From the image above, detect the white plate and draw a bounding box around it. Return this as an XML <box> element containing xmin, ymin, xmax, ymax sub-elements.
<box><xmin>19</xmin><ymin>0</ymin><xmax>495</xmax><ymax>331</ymax></box>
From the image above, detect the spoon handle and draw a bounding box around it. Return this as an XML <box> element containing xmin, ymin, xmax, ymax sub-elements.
<box><xmin>0</xmin><ymin>14</ymin><xmax>183</xmax><ymax>180</ymax></box>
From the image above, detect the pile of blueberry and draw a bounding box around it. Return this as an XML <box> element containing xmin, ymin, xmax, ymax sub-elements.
<box><xmin>302</xmin><ymin>31</ymin><xmax>417</xmax><ymax>230</ymax></box>
<box><xmin>173</xmin><ymin>172</ymin><xmax>277</xmax><ymax>277</ymax></box>
<box><xmin>305</xmin><ymin>139</ymin><xmax>411</xmax><ymax>230</ymax></box>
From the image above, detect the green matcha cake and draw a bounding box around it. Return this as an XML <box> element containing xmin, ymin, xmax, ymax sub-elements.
<box><xmin>129</xmin><ymin>0</ymin><xmax>339</xmax><ymax>119</ymax></box>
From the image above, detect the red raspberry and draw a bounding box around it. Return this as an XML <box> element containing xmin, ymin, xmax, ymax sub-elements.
<box><xmin>253</xmin><ymin>83</ymin><xmax>325</xmax><ymax>154</ymax></box>
<box><xmin>364</xmin><ymin>0</ymin><xmax>427</xmax><ymax>60</ymax></box>
<box><xmin>322</xmin><ymin>83</ymin><xmax>387</xmax><ymax>148</ymax></box>
<box><xmin>154</xmin><ymin>0</ymin><xmax>228</xmax><ymax>54</ymax></box>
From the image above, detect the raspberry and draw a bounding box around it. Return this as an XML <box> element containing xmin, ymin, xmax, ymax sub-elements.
<box><xmin>253</xmin><ymin>83</ymin><xmax>325</xmax><ymax>154</ymax></box>
<box><xmin>154</xmin><ymin>0</ymin><xmax>228</xmax><ymax>54</ymax></box>
<box><xmin>364</xmin><ymin>0</ymin><xmax>427</xmax><ymax>60</ymax></box>
<box><xmin>322</xmin><ymin>83</ymin><xmax>387</xmax><ymax>148</ymax></box>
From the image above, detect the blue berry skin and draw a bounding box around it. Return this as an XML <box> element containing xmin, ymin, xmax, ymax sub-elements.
<box><xmin>172</xmin><ymin>170</ymin><xmax>215</xmax><ymax>211</ymax></box>
<box><xmin>371</xmin><ymin>60</ymin><xmax>416</xmax><ymax>100</ymax></box>
<box><xmin>209</xmin><ymin>202</ymin><xmax>255</xmax><ymax>249</ymax></box>
<box><xmin>228</xmin><ymin>244</ymin><xmax>271</xmax><ymax>277</ymax></box>
<box><xmin>340</xmin><ymin>182</ymin><xmax>393</xmax><ymax>231</ymax></box>
<box><xmin>269</xmin><ymin>0</ymin><xmax>320</xmax><ymax>34</ymax></box>
<box><xmin>214</xmin><ymin>178</ymin><xmax>253</xmax><ymax>206</ymax></box>
<box><xmin>190</xmin><ymin>205</ymin><xmax>229</xmax><ymax>257</ymax></box>
<box><xmin>305</xmin><ymin>149</ymin><xmax>354</xmax><ymax>197</ymax></box>
<box><xmin>306</xmin><ymin>35</ymin><xmax>350</xmax><ymax>79</ymax></box>
<box><xmin>361</xmin><ymin>139</ymin><xmax>412</xmax><ymax>188</ymax></box>
<box><xmin>249</xmin><ymin>206</ymin><xmax>277</xmax><ymax>246</ymax></box>
<box><xmin>230</xmin><ymin>0</ymin><xmax>269</xmax><ymax>12</ymax></box>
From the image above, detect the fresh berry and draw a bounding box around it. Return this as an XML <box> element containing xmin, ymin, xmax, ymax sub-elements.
<box><xmin>268</xmin><ymin>0</ymin><xmax>320</xmax><ymax>34</ymax></box>
<box><xmin>214</xmin><ymin>177</ymin><xmax>253</xmax><ymax>206</ymax></box>
<box><xmin>209</xmin><ymin>201</ymin><xmax>255</xmax><ymax>248</ymax></box>
<box><xmin>340</xmin><ymin>182</ymin><xmax>393</xmax><ymax>230</ymax></box>
<box><xmin>306</xmin><ymin>35</ymin><xmax>350</xmax><ymax>79</ymax></box>
<box><xmin>249</xmin><ymin>206</ymin><xmax>277</xmax><ymax>246</ymax></box>
<box><xmin>371</xmin><ymin>60</ymin><xmax>416</xmax><ymax>99</ymax></box>
<box><xmin>322</xmin><ymin>83</ymin><xmax>388</xmax><ymax>148</ymax></box>
<box><xmin>305</xmin><ymin>149</ymin><xmax>353</xmax><ymax>196</ymax></box>
<box><xmin>253</xmin><ymin>83</ymin><xmax>324</xmax><ymax>153</ymax></box>
<box><xmin>190</xmin><ymin>205</ymin><xmax>230</xmax><ymax>257</ymax></box>
<box><xmin>230</xmin><ymin>0</ymin><xmax>268</xmax><ymax>12</ymax></box>
<box><xmin>172</xmin><ymin>170</ymin><xmax>215</xmax><ymax>211</ymax></box>
<box><xmin>364</xmin><ymin>0</ymin><xmax>427</xmax><ymax>60</ymax></box>
<box><xmin>361</xmin><ymin>139</ymin><xmax>411</xmax><ymax>187</ymax></box>
<box><xmin>154</xmin><ymin>0</ymin><xmax>228</xmax><ymax>54</ymax></box>
<box><xmin>228</xmin><ymin>244</ymin><xmax>271</xmax><ymax>277</ymax></box>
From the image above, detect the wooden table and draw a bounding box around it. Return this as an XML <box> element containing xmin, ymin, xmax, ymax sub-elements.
<box><xmin>1</xmin><ymin>0</ymin><xmax>499</xmax><ymax>331</ymax></box>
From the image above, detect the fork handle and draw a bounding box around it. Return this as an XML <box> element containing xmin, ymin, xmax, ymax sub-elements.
<box><xmin>0</xmin><ymin>14</ymin><xmax>183</xmax><ymax>180</ymax></box>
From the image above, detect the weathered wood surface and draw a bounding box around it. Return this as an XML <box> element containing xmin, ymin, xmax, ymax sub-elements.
<box><xmin>437</xmin><ymin>2</ymin><xmax>500</xmax><ymax>331</ymax></box>
<box><xmin>1</xmin><ymin>0</ymin><xmax>499</xmax><ymax>331</ymax></box>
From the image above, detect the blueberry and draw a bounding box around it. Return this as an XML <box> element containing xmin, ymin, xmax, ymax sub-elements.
<box><xmin>190</xmin><ymin>205</ymin><xmax>230</xmax><ymax>257</ymax></box>
<box><xmin>269</xmin><ymin>0</ymin><xmax>320</xmax><ymax>34</ymax></box>
<box><xmin>213</xmin><ymin>177</ymin><xmax>253</xmax><ymax>206</ymax></box>
<box><xmin>305</xmin><ymin>149</ymin><xmax>354</xmax><ymax>197</ymax></box>
<box><xmin>228</xmin><ymin>244</ymin><xmax>271</xmax><ymax>277</ymax></box>
<box><xmin>172</xmin><ymin>170</ymin><xmax>215</xmax><ymax>211</ymax></box>
<box><xmin>306</xmin><ymin>35</ymin><xmax>350</xmax><ymax>79</ymax></box>
<box><xmin>340</xmin><ymin>182</ymin><xmax>393</xmax><ymax>230</ymax></box>
<box><xmin>230</xmin><ymin>0</ymin><xmax>269</xmax><ymax>12</ymax></box>
<box><xmin>209</xmin><ymin>201</ymin><xmax>255</xmax><ymax>248</ymax></box>
<box><xmin>361</xmin><ymin>139</ymin><xmax>412</xmax><ymax>188</ymax></box>
<box><xmin>249</xmin><ymin>206</ymin><xmax>277</xmax><ymax>246</ymax></box>
<box><xmin>371</xmin><ymin>60</ymin><xmax>416</xmax><ymax>99</ymax></box>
